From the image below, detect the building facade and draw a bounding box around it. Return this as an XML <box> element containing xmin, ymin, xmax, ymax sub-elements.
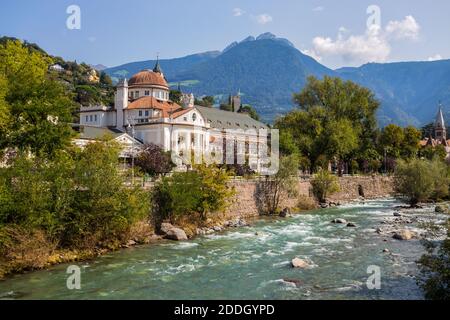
<box><xmin>420</xmin><ymin>104</ymin><xmax>450</xmax><ymax>158</ymax></box>
<box><xmin>79</xmin><ymin>61</ymin><xmax>269</xmax><ymax>169</ymax></box>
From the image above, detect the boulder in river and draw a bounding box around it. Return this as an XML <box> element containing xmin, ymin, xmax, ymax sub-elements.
<box><xmin>279</xmin><ymin>208</ymin><xmax>291</xmax><ymax>218</ymax></box>
<box><xmin>283</xmin><ymin>279</ymin><xmax>302</xmax><ymax>287</ymax></box>
<box><xmin>393</xmin><ymin>230</ymin><xmax>415</xmax><ymax>241</ymax></box>
<box><xmin>347</xmin><ymin>222</ymin><xmax>357</xmax><ymax>228</ymax></box>
<box><xmin>291</xmin><ymin>258</ymin><xmax>309</xmax><ymax>269</ymax></box>
<box><xmin>160</xmin><ymin>223</ymin><xmax>174</xmax><ymax>235</ymax></box>
<box><xmin>165</xmin><ymin>227</ymin><xmax>188</xmax><ymax>241</ymax></box>
<box><xmin>435</xmin><ymin>205</ymin><xmax>449</xmax><ymax>214</ymax></box>
<box><xmin>331</xmin><ymin>218</ymin><xmax>347</xmax><ymax>224</ymax></box>
<box><xmin>393</xmin><ymin>212</ymin><xmax>402</xmax><ymax>217</ymax></box>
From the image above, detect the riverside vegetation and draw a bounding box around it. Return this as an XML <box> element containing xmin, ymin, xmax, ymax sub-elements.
<box><xmin>0</xmin><ymin>39</ymin><xmax>450</xmax><ymax>299</ymax></box>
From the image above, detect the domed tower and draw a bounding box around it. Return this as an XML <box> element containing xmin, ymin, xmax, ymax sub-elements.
<box><xmin>127</xmin><ymin>59</ymin><xmax>169</xmax><ymax>101</ymax></box>
<box><xmin>435</xmin><ymin>103</ymin><xmax>447</xmax><ymax>142</ymax></box>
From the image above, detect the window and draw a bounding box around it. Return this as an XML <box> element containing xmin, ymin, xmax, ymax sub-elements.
<box><xmin>183</xmin><ymin>117</ymin><xmax>187</xmax><ymax>121</ymax></box>
<box><xmin>85</xmin><ymin>115</ymin><xmax>88</xmax><ymax>122</ymax></box>
<box><xmin>94</xmin><ymin>115</ymin><xmax>98</xmax><ymax>121</ymax></box>
<box><xmin>135</xmin><ymin>91</ymin><xmax>139</xmax><ymax>98</ymax></box>
<box><xmin>139</xmin><ymin>110</ymin><xmax>143</xmax><ymax>117</ymax></box>
<box><xmin>145</xmin><ymin>90</ymin><xmax>150</xmax><ymax>96</ymax></box>
<box><xmin>130</xmin><ymin>92</ymin><xmax>134</xmax><ymax>99</ymax></box>
<box><xmin>192</xmin><ymin>113</ymin><xmax>197</xmax><ymax>121</ymax></box>
<box><xmin>89</xmin><ymin>115</ymin><xmax>93</xmax><ymax>122</ymax></box>
<box><xmin>145</xmin><ymin>110</ymin><xmax>149</xmax><ymax>117</ymax></box>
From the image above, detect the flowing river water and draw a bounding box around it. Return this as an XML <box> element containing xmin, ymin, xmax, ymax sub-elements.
<box><xmin>0</xmin><ymin>199</ymin><xmax>447</xmax><ymax>300</ymax></box>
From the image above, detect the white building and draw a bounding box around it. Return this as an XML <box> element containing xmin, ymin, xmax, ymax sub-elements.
<box><xmin>79</xmin><ymin>61</ymin><xmax>269</xmax><ymax>169</ymax></box>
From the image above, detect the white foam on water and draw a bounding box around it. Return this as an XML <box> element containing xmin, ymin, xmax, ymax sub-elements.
<box><xmin>272</xmin><ymin>260</ymin><xmax>290</xmax><ymax>267</ymax></box>
<box><xmin>172</xmin><ymin>242</ymin><xmax>199</xmax><ymax>250</ymax></box>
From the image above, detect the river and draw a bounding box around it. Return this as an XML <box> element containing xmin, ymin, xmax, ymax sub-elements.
<box><xmin>0</xmin><ymin>199</ymin><xmax>446</xmax><ymax>300</ymax></box>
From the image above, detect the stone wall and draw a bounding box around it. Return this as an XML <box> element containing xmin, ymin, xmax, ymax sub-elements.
<box><xmin>224</xmin><ymin>175</ymin><xmax>394</xmax><ymax>219</ymax></box>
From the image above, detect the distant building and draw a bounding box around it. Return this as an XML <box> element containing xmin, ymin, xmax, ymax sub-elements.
<box><xmin>420</xmin><ymin>103</ymin><xmax>450</xmax><ymax>158</ymax></box>
<box><xmin>78</xmin><ymin>60</ymin><xmax>268</xmax><ymax>170</ymax></box>
<box><xmin>49</xmin><ymin>64</ymin><xmax>65</xmax><ymax>72</ymax></box>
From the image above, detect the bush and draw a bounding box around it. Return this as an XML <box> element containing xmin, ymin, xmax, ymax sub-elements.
<box><xmin>418</xmin><ymin>219</ymin><xmax>450</xmax><ymax>300</ymax></box>
<box><xmin>311</xmin><ymin>169</ymin><xmax>340</xmax><ymax>203</ymax></box>
<box><xmin>135</xmin><ymin>143</ymin><xmax>175</xmax><ymax>177</ymax></box>
<box><xmin>297</xmin><ymin>195</ymin><xmax>318</xmax><ymax>211</ymax></box>
<box><xmin>257</xmin><ymin>155</ymin><xmax>299</xmax><ymax>215</ymax></box>
<box><xmin>152</xmin><ymin>164</ymin><xmax>233</xmax><ymax>226</ymax></box>
<box><xmin>394</xmin><ymin>158</ymin><xmax>449</xmax><ymax>206</ymax></box>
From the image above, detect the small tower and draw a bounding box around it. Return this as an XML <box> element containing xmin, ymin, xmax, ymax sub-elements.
<box><xmin>153</xmin><ymin>55</ymin><xmax>164</xmax><ymax>77</ymax></box>
<box><xmin>115</xmin><ymin>78</ymin><xmax>129</xmax><ymax>130</ymax></box>
<box><xmin>231</xmin><ymin>90</ymin><xmax>242</xmax><ymax>113</ymax></box>
<box><xmin>435</xmin><ymin>102</ymin><xmax>447</xmax><ymax>142</ymax></box>
<box><xmin>181</xmin><ymin>93</ymin><xmax>195</xmax><ymax>109</ymax></box>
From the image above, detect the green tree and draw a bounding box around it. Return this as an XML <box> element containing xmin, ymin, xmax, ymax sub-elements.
<box><xmin>311</xmin><ymin>169</ymin><xmax>340</xmax><ymax>203</ymax></box>
<box><xmin>394</xmin><ymin>158</ymin><xmax>449</xmax><ymax>206</ymax></box>
<box><xmin>169</xmin><ymin>89</ymin><xmax>182</xmax><ymax>104</ymax></box>
<box><xmin>239</xmin><ymin>105</ymin><xmax>260</xmax><ymax>121</ymax></box>
<box><xmin>379</xmin><ymin>124</ymin><xmax>405</xmax><ymax>158</ymax></box>
<box><xmin>0</xmin><ymin>39</ymin><xmax>75</xmax><ymax>156</ymax></box>
<box><xmin>219</xmin><ymin>103</ymin><xmax>232</xmax><ymax>112</ymax></box>
<box><xmin>257</xmin><ymin>154</ymin><xmax>299</xmax><ymax>215</ymax></box>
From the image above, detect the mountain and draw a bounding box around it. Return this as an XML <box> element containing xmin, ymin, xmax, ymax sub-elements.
<box><xmin>104</xmin><ymin>33</ymin><xmax>450</xmax><ymax>126</ymax></box>
<box><xmin>170</xmin><ymin>34</ymin><xmax>333</xmax><ymax>121</ymax></box>
<box><xmin>105</xmin><ymin>51</ymin><xmax>221</xmax><ymax>84</ymax></box>
<box><xmin>336</xmin><ymin>61</ymin><xmax>450</xmax><ymax>126</ymax></box>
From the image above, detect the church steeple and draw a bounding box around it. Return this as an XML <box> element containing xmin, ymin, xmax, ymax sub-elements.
<box><xmin>435</xmin><ymin>102</ymin><xmax>447</xmax><ymax>141</ymax></box>
<box><xmin>153</xmin><ymin>54</ymin><xmax>163</xmax><ymax>75</ymax></box>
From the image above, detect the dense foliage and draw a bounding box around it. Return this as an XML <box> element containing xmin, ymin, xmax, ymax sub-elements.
<box><xmin>135</xmin><ymin>143</ymin><xmax>175</xmax><ymax>177</ymax></box>
<box><xmin>310</xmin><ymin>169</ymin><xmax>340</xmax><ymax>204</ymax></box>
<box><xmin>152</xmin><ymin>165</ymin><xmax>233</xmax><ymax>225</ymax></box>
<box><xmin>394</xmin><ymin>158</ymin><xmax>450</xmax><ymax>206</ymax></box>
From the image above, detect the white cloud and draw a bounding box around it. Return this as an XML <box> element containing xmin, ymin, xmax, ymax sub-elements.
<box><xmin>385</xmin><ymin>15</ymin><xmax>420</xmax><ymax>40</ymax></box>
<box><xmin>307</xmin><ymin>16</ymin><xmax>421</xmax><ymax>65</ymax></box>
<box><xmin>233</xmin><ymin>8</ymin><xmax>245</xmax><ymax>17</ymax></box>
<box><xmin>254</xmin><ymin>14</ymin><xmax>273</xmax><ymax>25</ymax></box>
<box><xmin>302</xmin><ymin>49</ymin><xmax>322</xmax><ymax>62</ymax></box>
<box><xmin>428</xmin><ymin>54</ymin><xmax>442</xmax><ymax>61</ymax></box>
<box><xmin>313</xmin><ymin>6</ymin><xmax>324</xmax><ymax>12</ymax></box>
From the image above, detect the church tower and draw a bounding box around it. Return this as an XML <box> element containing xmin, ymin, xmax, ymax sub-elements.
<box><xmin>435</xmin><ymin>103</ymin><xmax>447</xmax><ymax>142</ymax></box>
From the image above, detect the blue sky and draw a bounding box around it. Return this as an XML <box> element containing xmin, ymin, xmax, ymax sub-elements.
<box><xmin>1</xmin><ymin>0</ymin><xmax>449</xmax><ymax>69</ymax></box>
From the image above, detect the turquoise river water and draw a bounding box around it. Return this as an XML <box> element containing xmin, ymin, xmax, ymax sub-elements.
<box><xmin>0</xmin><ymin>199</ymin><xmax>441</xmax><ymax>300</ymax></box>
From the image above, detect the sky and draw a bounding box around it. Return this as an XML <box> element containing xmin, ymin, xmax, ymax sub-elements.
<box><xmin>1</xmin><ymin>0</ymin><xmax>449</xmax><ymax>69</ymax></box>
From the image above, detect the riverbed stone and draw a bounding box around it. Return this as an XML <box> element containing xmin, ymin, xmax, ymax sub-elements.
<box><xmin>347</xmin><ymin>222</ymin><xmax>357</xmax><ymax>227</ymax></box>
<box><xmin>393</xmin><ymin>230</ymin><xmax>415</xmax><ymax>241</ymax></box>
<box><xmin>165</xmin><ymin>228</ymin><xmax>188</xmax><ymax>241</ymax></box>
<box><xmin>279</xmin><ymin>208</ymin><xmax>291</xmax><ymax>218</ymax></box>
<box><xmin>435</xmin><ymin>205</ymin><xmax>449</xmax><ymax>214</ymax></box>
<box><xmin>393</xmin><ymin>212</ymin><xmax>402</xmax><ymax>217</ymax></box>
<box><xmin>160</xmin><ymin>223</ymin><xmax>174</xmax><ymax>235</ymax></box>
<box><xmin>291</xmin><ymin>258</ymin><xmax>309</xmax><ymax>268</ymax></box>
<box><xmin>331</xmin><ymin>218</ymin><xmax>347</xmax><ymax>224</ymax></box>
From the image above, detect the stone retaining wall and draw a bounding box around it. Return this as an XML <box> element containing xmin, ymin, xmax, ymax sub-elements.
<box><xmin>224</xmin><ymin>175</ymin><xmax>394</xmax><ymax>219</ymax></box>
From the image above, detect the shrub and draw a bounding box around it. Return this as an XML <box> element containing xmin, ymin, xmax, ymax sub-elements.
<box><xmin>418</xmin><ymin>219</ymin><xmax>450</xmax><ymax>300</ymax></box>
<box><xmin>394</xmin><ymin>158</ymin><xmax>449</xmax><ymax>206</ymax></box>
<box><xmin>152</xmin><ymin>164</ymin><xmax>233</xmax><ymax>226</ymax></box>
<box><xmin>311</xmin><ymin>169</ymin><xmax>340</xmax><ymax>203</ymax></box>
<box><xmin>135</xmin><ymin>143</ymin><xmax>175</xmax><ymax>177</ymax></box>
<box><xmin>257</xmin><ymin>155</ymin><xmax>299</xmax><ymax>215</ymax></box>
<box><xmin>297</xmin><ymin>195</ymin><xmax>317</xmax><ymax>211</ymax></box>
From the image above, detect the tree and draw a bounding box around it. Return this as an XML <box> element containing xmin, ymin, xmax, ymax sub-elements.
<box><xmin>239</xmin><ymin>105</ymin><xmax>260</xmax><ymax>121</ymax></box>
<box><xmin>152</xmin><ymin>164</ymin><xmax>233</xmax><ymax>224</ymax></box>
<box><xmin>276</xmin><ymin>76</ymin><xmax>380</xmax><ymax>173</ymax></box>
<box><xmin>135</xmin><ymin>143</ymin><xmax>175</xmax><ymax>177</ymax></box>
<box><xmin>421</xmin><ymin>144</ymin><xmax>448</xmax><ymax>162</ymax></box>
<box><xmin>195</xmin><ymin>96</ymin><xmax>215</xmax><ymax>107</ymax></box>
<box><xmin>0</xmin><ymin>39</ymin><xmax>75</xmax><ymax>157</ymax></box>
<box><xmin>311</xmin><ymin>169</ymin><xmax>340</xmax><ymax>203</ymax></box>
<box><xmin>169</xmin><ymin>89</ymin><xmax>182</xmax><ymax>104</ymax></box>
<box><xmin>219</xmin><ymin>103</ymin><xmax>232</xmax><ymax>112</ymax></box>
<box><xmin>402</xmin><ymin>126</ymin><xmax>421</xmax><ymax>158</ymax></box>
<box><xmin>257</xmin><ymin>154</ymin><xmax>299</xmax><ymax>215</ymax></box>
<box><xmin>394</xmin><ymin>158</ymin><xmax>449</xmax><ymax>206</ymax></box>
<box><xmin>379</xmin><ymin>124</ymin><xmax>405</xmax><ymax>158</ymax></box>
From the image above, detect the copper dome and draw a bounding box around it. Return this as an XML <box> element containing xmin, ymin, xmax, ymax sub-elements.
<box><xmin>128</xmin><ymin>70</ymin><xmax>168</xmax><ymax>88</ymax></box>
